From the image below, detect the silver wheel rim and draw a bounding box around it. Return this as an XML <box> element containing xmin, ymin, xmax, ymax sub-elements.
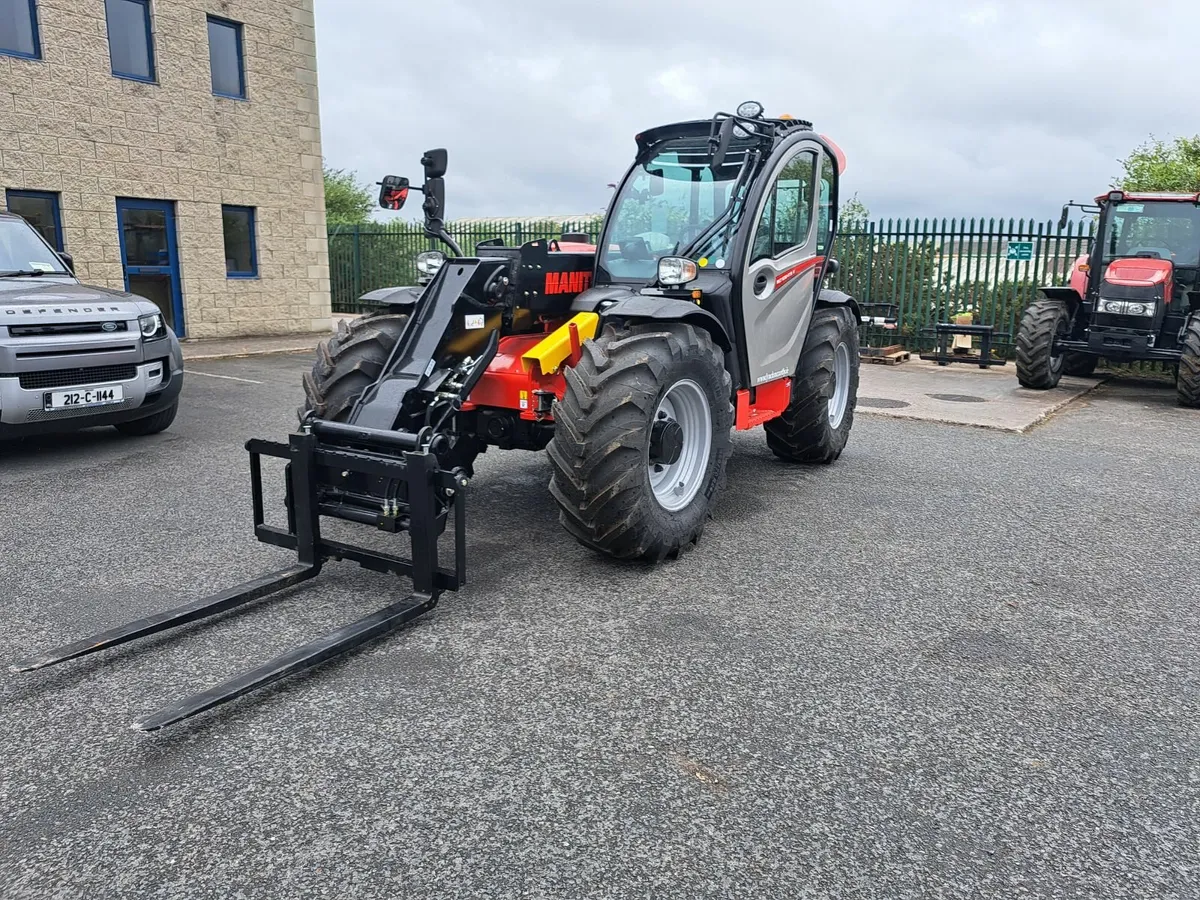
<box><xmin>648</xmin><ymin>379</ymin><xmax>712</xmax><ymax>512</ymax></box>
<box><xmin>829</xmin><ymin>342</ymin><xmax>851</xmax><ymax>429</ymax></box>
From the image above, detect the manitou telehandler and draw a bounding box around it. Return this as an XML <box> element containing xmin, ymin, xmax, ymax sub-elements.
<box><xmin>13</xmin><ymin>102</ymin><xmax>862</xmax><ymax>729</ymax></box>
<box><xmin>1016</xmin><ymin>190</ymin><xmax>1200</xmax><ymax>406</ymax></box>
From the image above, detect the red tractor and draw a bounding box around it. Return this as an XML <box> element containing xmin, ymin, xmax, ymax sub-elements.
<box><xmin>1016</xmin><ymin>190</ymin><xmax>1200</xmax><ymax>406</ymax></box>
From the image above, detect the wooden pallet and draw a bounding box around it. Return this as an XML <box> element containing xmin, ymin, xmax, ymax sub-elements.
<box><xmin>861</xmin><ymin>349</ymin><xmax>910</xmax><ymax>366</ymax></box>
<box><xmin>860</xmin><ymin>344</ymin><xmax>904</xmax><ymax>358</ymax></box>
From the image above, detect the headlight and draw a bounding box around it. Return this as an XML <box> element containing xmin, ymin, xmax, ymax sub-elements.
<box><xmin>139</xmin><ymin>313</ymin><xmax>166</xmax><ymax>340</ymax></box>
<box><xmin>416</xmin><ymin>250</ymin><xmax>446</xmax><ymax>276</ymax></box>
<box><xmin>657</xmin><ymin>257</ymin><xmax>699</xmax><ymax>286</ymax></box>
<box><xmin>1099</xmin><ymin>299</ymin><xmax>1156</xmax><ymax>317</ymax></box>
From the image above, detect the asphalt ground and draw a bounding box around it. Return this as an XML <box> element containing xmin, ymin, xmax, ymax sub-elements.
<box><xmin>1</xmin><ymin>354</ymin><xmax>1198</xmax><ymax>899</ymax></box>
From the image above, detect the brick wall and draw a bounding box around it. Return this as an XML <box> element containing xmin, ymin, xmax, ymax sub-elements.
<box><xmin>0</xmin><ymin>0</ymin><xmax>330</xmax><ymax>338</ymax></box>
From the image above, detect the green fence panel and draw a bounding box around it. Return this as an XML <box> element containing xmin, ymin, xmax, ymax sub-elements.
<box><xmin>329</xmin><ymin>215</ymin><xmax>1123</xmax><ymax>362</ymax></box>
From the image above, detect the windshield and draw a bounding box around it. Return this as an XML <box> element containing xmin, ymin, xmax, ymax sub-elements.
<box><xmin>0</xmin><ymin>216</ymin><xmax>70</xmax><ymax>275</ymax></box>
<box><xmin>601</xmin><ymin>139</ymin><xmax>753</xmax><ymax>280</ymax></box>
<box><xmin>1101</xmin><ymin>201</ymin><xmax>1200</xmax><ymax>265</ymax></box>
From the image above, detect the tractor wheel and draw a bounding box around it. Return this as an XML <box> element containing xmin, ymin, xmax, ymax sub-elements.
<box><xmin>1063</xmin><ymin>352</ymin><xmax>1098</xmax><ymax>377</ymax></box>
<box><xmin>1016</xmin><ymin>297</ymin><xmax>1071</xmax><ymax>389</ymax></box>
<box><xmin>548</xmin><ymin>322</ymin><xmax>733</xmax><ymax>561</ymax></box>
<box><xmin>1177</xmin><ymin>317</ymin><xmax>1200</xmax><ymax>408</ymax></box>
<box><xmin>300</xmin><ymin>312</ymin><xmax>409</xmax><ymax>423</ymax></box>
<box><xmin>765</xmin><ymin>306</ymin><xmax>860</xmax><ymax>464</ymax></box>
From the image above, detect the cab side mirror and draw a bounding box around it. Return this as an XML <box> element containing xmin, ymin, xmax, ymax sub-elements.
<box><xmin>822</xmin><ymin>257</ymin><xmax>840</xmax><ymax>277</ymax></box>
<box><xmin>423</xmin><ymin>177</ymin><xmax>445</xmax><ymax>231</ymax></box>
<box><xmin>1058</xmin><ymin>206</ymin><xmax>1069</xmax><ymax>230</ymax></box>
<box><xmin>378</xmin><ymin>175</ymin><xmax>410</xmax><ymax>211</ymax></box>
<box><xmin>421</xmin><ymin>149</ymin><xmax>448</xmax><ymax>180</ymax></box>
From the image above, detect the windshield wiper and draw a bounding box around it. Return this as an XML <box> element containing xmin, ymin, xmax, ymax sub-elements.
<box><xmin>0</xmin><ymin>269</ymin><xmax>51</xmax><ymax>277</ymax></box>
<box><xmin>678</xmin><ymin>147</ymin><xmax>761</xmax><ymax>259</ymax></box>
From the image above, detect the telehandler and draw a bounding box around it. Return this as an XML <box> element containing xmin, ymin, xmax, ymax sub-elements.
<box><xmin>13</xmin><ymin>103</ymin><xmax>862</xmax><ymax>729</ymax></box>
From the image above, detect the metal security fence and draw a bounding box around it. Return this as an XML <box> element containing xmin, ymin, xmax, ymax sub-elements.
<box><xmin>826</xmin><ymin>218</ymin><xmax>1096</xmax><ymax>353</ymax></box>
<box><xmin>329</xmin><ymin>217</ymin><xmax>1098</xmax><ymax>355</ymax></box>
<box><xmin>329</xmin><ymin>219</ymin><xmax>603</xmax><ymax>313</ymax></box>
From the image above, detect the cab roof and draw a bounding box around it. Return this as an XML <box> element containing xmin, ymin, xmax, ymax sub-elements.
<box><xmin>1098</xmin><ymin>191</ymin><xmax>1200</xmax><ymax>204</ymax></box>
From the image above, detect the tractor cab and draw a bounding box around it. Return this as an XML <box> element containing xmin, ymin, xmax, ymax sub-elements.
<box><xmin>1018</xmin><ymin>190</ymin><xmax>1200</xmax><ymax>406</ymax></box>
<box><xmin>1088</xmin><ymin>194</ymin><xmax>1200</xmax><ymax>347</ymax></box>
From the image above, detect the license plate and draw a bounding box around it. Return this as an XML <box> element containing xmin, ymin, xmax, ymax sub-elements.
<box><xmin>45</xmin><ymin>385</ymin><xmax>125</xmax><ymax>410</ymax></box>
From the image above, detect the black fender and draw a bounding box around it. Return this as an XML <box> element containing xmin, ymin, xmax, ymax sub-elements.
<box><xmin>1038</xmin><ymin>286</ymin><xmax>1083</xmax><ymax>310</ymax></box>
<box><xmin>816</xmin><ymin>288</ymin><xmax>862</xmax><ymax>324</ymax></box>
<box><xmin>358</xmin><ymin>285</ymin><xmax>423</xmax><ymax>310</ymax></box>
<box><xmin>596</xmin><ymin>294</ymin><xmax>733</xmax><ymax>351</ymax></box>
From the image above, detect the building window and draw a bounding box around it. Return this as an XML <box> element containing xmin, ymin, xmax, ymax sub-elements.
<box><xmin>207</xmin><ymin>16</ymin><xmax>246</xmax><ymax>99</ymax></box>
<box><xmin>0</xmin><ymin>0</ymin><xmax>40</xmax><ymax>60</ymax></box>
<box><xmin>6</xmin><ymin>189</ymin><xmax>63</xmax><ymax>251</ymax></box>
<box><xmin>222</xmin><ymin>206</ymin><xmax>257</xmax><ymax>277</ymax></box>
<box><xmin>105</xmin><ymin>0</ymin><xmax>156</xmax><ymax>82</ymax></box>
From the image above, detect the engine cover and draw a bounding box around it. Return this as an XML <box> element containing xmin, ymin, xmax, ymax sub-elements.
<box><xmin>1095</xmin><ymin>257</ymin><xmax>1173</xmax><ymax>330</ymax></box>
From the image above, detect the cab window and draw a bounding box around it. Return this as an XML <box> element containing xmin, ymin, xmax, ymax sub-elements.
<box><xmin>816</xmin><ymin>153</ymin><xmax>836</xmax><ymax>256</ymax></box>
<box><xmin>751</xmin><ymin>149</ymin><xmax>817</xmax><ymax>263</ymax></box>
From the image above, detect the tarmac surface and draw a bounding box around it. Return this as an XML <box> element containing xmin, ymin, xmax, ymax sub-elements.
<box><xmin>1</xmin><ymin>353</ymin><xmax>1198</xmax><ymax>899</ymax></box>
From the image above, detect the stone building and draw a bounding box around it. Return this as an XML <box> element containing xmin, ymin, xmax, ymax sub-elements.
<box><xmin>0</xmin><ymin>0</ymin><xmax>330</xmax><ymax>338</ymax></box>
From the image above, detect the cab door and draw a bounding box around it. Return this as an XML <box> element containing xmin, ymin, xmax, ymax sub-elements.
<box><xmin>739</xmin><ymin>141</ymin><xmax>826</xmax><ymax>385</ymax></box>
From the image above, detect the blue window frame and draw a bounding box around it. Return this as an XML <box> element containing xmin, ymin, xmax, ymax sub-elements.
<box><xmin>207</xmin><ymin>15</ymin><xmax>246</xmax><ymax>99</ymax></box>
<box><xmin>105</xmin><ymin>0</ymin><xmax>155</xmax><ymax>82</ymax></box>
<box><xmin>6</xmin><ymin>189</ymin><xmax>63</xmax><ymax>251</ymax></box>
<box><xmin>221</xmin><ymin>206</ymin><xmax>257</xmax><ymax>278</ymax></box>
<box><xmin>0</xmin><ymin>0</ymin><xmax>40</xmax><ymax>60</ymax></box>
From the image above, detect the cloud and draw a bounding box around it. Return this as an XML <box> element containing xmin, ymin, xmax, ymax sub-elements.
<box><xmin>314</xmin><ymin>0</ymin><xmax>1200</xmax><ymax>223</ymax></box>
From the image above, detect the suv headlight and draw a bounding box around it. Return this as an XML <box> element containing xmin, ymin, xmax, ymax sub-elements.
<box><xmin>139</xmin><ymin>313</ymin><xmax>167</xmax><ymax>340</ymax></box>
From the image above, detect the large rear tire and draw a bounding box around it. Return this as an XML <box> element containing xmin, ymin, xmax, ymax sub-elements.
<box><xmin>765</xmin><ymin>306</ymin><xmax>860</xmax><ymax>464</ymax></box>
<box><xmin>1016</xmin><ymin>297</ymin><xmax>1071</xmax><ymax>389</ymax></box>
<box><xmin>300</xmin><ymin>313</ymin><xmax>409</xmax><ymax>423</ymax></box>
<box><xmin>1178</xmin><ymin>317</ymin><xmax>1200</xmax><ymax>408</ymax></box>
<box><xmin>548</xmin><ymin>322</ymin><xmax>733</xmax><ymax>561</ymax></box>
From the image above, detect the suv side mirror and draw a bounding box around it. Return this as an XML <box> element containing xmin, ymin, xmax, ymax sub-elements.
<box><xmin>57</xmin><ymin>250</ymin><xmax>74</xmax><ymax>273</ymax></box>
<box><xmin>378</xmin><ymin>175</ymin><xmax>409</xmax><ymax>211</ymax></box>
<box><xmin>421</xmin><ymin>148</ymin><xmax>448</xmax><ymax>180</ymax></box>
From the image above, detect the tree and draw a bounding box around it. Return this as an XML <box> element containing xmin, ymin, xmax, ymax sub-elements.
<box><xmin>1116</xmin><ymin>136</ymin><xmax>1200</xmax><ymax>193</ymax></box>
<box><xmin>838</xmin><ymin>194</ymin><xmax>870</xmax><ymax>231</ymax></box>
<box><xmin>324</xmin><ymin>165</ymin><xmax>374</xmax><ymax>225</ymax></box>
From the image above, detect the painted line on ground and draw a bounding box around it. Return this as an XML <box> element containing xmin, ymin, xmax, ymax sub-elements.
<box><xmin>184</xmin><ymin>369</ymin><xmax>263</xmax><ymax>385</ymax></box>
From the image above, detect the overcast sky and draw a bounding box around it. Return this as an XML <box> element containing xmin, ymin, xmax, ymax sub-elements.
<box><xmin>314</xmin><ymin>0</ymin><xmax>1200</xmax><ymax>225</ymax></box>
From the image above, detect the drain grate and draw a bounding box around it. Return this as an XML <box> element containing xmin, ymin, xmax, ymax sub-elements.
<box><xmin>858</xmin><ymin>397</ymin><xmax>911</xmax><ymax>409</ymax></box>
<box><xmin>927</xmin><ymin>393</ymin><xmax>986</xmax><ymax>403</ymax></box>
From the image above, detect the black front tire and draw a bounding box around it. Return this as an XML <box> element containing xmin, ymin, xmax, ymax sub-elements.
<box><xmin>1178</xmin><ymin>317</ymin><xmax>1200</xmax><ymax>408</ymax></box>
<box><xmin>547</xmin><ymin>322</ymin><xmax>733</xmax><ymax>561</ymax></box>
<box><xmin>1063</xmin><ymin>352</ymin><xmax>1098</xmax><ymax>377</ymax></box>
<box><xmin>1016</xmin><ymin>297</ymin><xmax>1071</xmax><ymax>389</ymax></box>
<box><xmin>300</xmin><ymin>313</ymin><xmax>409</xmax><ymax>423</ymax></box>
<box><xmin>114</xmin><ymin>400</ymin><xmax>178</xmax><ymax>436</ymax></box>
<box><xmin>765</xmin><ymin>306</ymin><xmax>860</xmax><ymax>464</ymax></box>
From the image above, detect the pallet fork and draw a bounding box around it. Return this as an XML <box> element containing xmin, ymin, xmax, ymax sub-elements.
<box><xmin>11</xmin><ymin>425</ymin><xmax>469</xmax><ymax>731</ymax></box>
